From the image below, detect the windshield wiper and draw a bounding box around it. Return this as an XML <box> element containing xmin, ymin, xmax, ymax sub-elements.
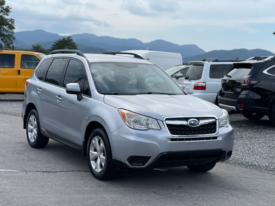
<box><xmin>146</xmin><ymin>92</ymin><xmax>177</xmax><ymax>95</ymax></box>
<box><xmin>225</xmin><ymin>74</ymin><xmax>232</xmax><ymax>78</ymax></box>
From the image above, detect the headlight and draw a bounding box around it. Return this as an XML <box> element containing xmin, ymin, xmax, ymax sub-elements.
<box><xmin>119</xmin><ymin>109</ymin><xmax>160</xmax><ymax>130</ymax></box>
<box><xmin>219</xmin><ymin>109</ymin><xmax>230</xmax><ymax>128</ymax></box>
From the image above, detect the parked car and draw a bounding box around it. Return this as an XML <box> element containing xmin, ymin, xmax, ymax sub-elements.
<box><xmin>218</xmin><ymin>56</ymin><xmax>275</xmax><ymax>124</ymax></box>
<box><xmin>166</xmin><ymin>65</ymin><xmax>190</xmax><ymax>88</ymax></box>
<box><xmin>0</xmin><ymin>50</ymin><xmax>45</xmax><ymax>93</ymax></box>
<box><xmin>182</xmin><ymin>59</ymin><xmax>241</xmax><ymax>103</ymax></box>
<box><xmin>122</xmin><ymin>50</ymin><xmax>183</xmax><ymax>71</ymax></box>
<box><xmin>22</xmin><ymin>50</ymin><xmax>234</xmax><ymax>180</ymax></box>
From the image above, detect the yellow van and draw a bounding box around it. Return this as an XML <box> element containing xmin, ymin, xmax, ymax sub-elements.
<box><xmin>0</xmin><ymin>50</ymin><xmax>45</xmax><ymax>93</ymax></box>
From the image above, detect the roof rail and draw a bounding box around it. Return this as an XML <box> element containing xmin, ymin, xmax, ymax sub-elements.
<box><xmin>50</xmin><ymin>50</ymin><xmax>86</xmax><ymax>58</ymax></box>
<box><xmin>202</xmin><ymin>58</ymin><xmax>244</xmax><ymax>62</ymax></box>
<box><xmin>103</xmin><ymin>52</ymin><xmax>144</xmax><ymax>59</ymax></box>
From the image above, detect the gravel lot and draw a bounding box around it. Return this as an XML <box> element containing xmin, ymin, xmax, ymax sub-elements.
<box><xmin>0</xmin><ymin>101</ymin><xmax>274</xmax><ymax>175</ymax></box>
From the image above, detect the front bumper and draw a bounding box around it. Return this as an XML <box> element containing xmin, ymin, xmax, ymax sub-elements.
<box><xmin>111</xmin><ymin>121</ymin><xmax>234</xmax><ymax>169</ymax></box>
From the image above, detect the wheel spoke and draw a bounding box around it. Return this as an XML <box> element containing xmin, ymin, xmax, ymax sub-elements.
<box><xmin>99</xmin><ymin>154</ymin><xmax>105</xmax><ymax>167</ymax></box>
<box><xmin>90</xmin><ymin>150</ymin><xmax>98</xmax><ymax>161</ymax></box>
<box><xmin>99</xmin><ymin>141</ymin><xmax>104</xmax><ymax>153</ymax></box>
<box><xmin>94</xmin><ymin>137</ymin><xmax>100</xmax><ymax>151</ymax></box>
<box><xmin>96</xmin><ymin>158</ymin><xmax>101</xmax><ymax>171</ymax></box>
<box><xmin>28</xmin><ymin>124</ymin><xmax>33</xmax><ymax>132</ymax></box>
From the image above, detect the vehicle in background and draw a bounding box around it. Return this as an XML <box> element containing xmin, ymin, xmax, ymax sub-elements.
<box><xmin>0</xmin><ymin>50</ymin><xmax>45</xmax><ymax>93</ymax></box>
<box><xmin>166</xmin><ymin>65</ymin><xmax>190</xmax><ymax>88</ymax></box>
<box><xmin>22</xmin><ymin>50</ymin><xmax>233</xmax><ymax>180</ymax></box>
<box><xmin>218</xmin><ymin>56</ymin><xmax>275</xmax><ymax>125</ymax></box>
<box><xmin>122</xmin><ymin>50</ymin><xmax>183</xmax><ymax>71</ymax></box>
<box><xmin>182</xmin><ymin>59</ymin><xmax>242</xmax><ymax>103</ymax></box>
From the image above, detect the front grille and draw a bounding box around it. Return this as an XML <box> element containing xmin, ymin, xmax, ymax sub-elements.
<box><xmin>166</xmin><ymin>118</ymin><xmax>217</xmax><ymax>135</ymax></box>
<box><xmin>170</xmin><ymin>137</ymin><xmax>218</xmax><ymax>142</ymax></box>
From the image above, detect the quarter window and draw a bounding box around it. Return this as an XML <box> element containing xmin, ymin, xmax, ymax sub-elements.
<box><xmin>63</xmin><ymin>60</ymin><xmax>90</xmax><ymax>96</ymax></box>
<box><xmin>172</xmin><ymin>68</ymin><xmax>189</xmax><ymax>78</ymax></box>
<box><xmin>35</xmin><ymin>58</ymin><xmax>53</xmax><ymax>81</ymax></box>
<box><xmin>21</xmin><ymin>55</ymin><xmax>40</xmax><ymax>69</ymax></box>
<box><xmin>45</xmin><ymin>58</ymin><xmax>67</xmax><ymax>86</ymax></box>
<box><xmin>0</xmin><ymin>54</ymin><xmax>15</xmax><ymax>68</ymax></box>
<box><xmin>210</xmin><ymin>65</ymin><xmax>232</xmax><ymax>79</ymax></box>
<box><xmin>266</xmin><ymin>66</ymin><xmax>275</xmax><ymax>75</ymax></box>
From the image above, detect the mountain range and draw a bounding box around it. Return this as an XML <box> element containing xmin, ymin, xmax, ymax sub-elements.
<box><xmin>8</xmin><ymin>30</ymin><xmax>275</xmax><ymax>61</ymax></box>
<box><xmin>13</xmin><ymin>30</ymin><xmax>205</xmax><ymax>58</ymax></box>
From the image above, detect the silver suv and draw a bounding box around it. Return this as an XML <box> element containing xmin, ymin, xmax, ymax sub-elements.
<box><xmin>22</xmin><ymin>50</ymin><xmax>234</xmax><ymax>180</ymax></box>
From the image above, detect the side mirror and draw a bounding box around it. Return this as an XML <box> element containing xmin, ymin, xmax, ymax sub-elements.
<box><xmin>175</xmin><ymin>73</ymin><xmax>183</xmax><ymax>79</ymax></box>
<box><xmin>66</xmin><ymin>83</ymin><xmax>83</xmax><ymax>101</ymax></box>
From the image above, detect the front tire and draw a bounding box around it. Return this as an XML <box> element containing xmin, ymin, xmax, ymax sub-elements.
<box><xmin>187</xmin><ymin>162</ymin><xmax>216</xmax><ymax>172</ymax></box>
<box><xmin>242</xmin><ymin>111</ymin><xmax>265</xmax><ymax>120</ymax></box>
<box><xmin>26</xmin><ymin>109</ymin><xmax>49</xmax><ymax>148</ymax></box>
<box><xmin>87</xmin><ymin>128</ymin><xmax>118</xmax><ymax>180</ymax></box>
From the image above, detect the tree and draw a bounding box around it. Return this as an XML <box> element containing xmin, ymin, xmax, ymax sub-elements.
<box><xmin>0</xmin><ymin>0</ymin><xmax>15</xmax><ymax>48</ymax></box>
<box><xmin>50</xmin><ymin>36</ymin><xmax>77</xmax><ymax>51</ymax></box>
<box><xmin>32</xmin><ymin>44</ymin><xmax>46</xmax><ymax>53</ymax></box>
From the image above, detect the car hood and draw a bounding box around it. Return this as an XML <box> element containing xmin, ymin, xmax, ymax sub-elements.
<box><xmin>104</xmin><ymin>94</ymin><xmax>222</xmax><ymax>120</ymax></box>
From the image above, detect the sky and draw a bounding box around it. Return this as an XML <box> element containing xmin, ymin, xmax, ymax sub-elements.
<box><xmin>6</xmin><ymin>0</ymin><xmax>275</xmax><ymax>53</ymax></box>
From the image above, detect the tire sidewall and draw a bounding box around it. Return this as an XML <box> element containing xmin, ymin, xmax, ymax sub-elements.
<box><xmin>87</xmin><ymin>128</ymin><xmax>113</xmax><ymax>180</ymax></box>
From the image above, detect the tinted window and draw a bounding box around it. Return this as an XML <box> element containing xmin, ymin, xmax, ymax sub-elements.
<box><xmin>45</xmin><ymin>59</ymin><xmax>67</xmax><ymax>86</ymax></box>
<box><xmin>267</xmin><ymin>66</ymin><xmax>275</xmax><ymax>75</ymax></box>
<box><xmin>227</xmin><ymin>68</ymin><xmax>251</xmax><ymax>79</ymax></box>
<box><xmin>91</xmin><ymin>63</ymin><xmax>183</xmax><ymax>95</ymax></box>
<box><xmin>185</xmin><ymin>65</ymin><xmax>203</xmax><ymax>80</ymax></box>
<box><xmin>35</xmin><ymin>58</ymin><xmax>53</xmax><ymax>81</ymax></box>
<box><xmin>172</xmin><ymin>67</ymin><xmax>189</xmax><ymax>78</ymax></box>
<box><xmin>0</xmin><ymin>54</ymin><xmax>15</xmax><ymax>68</ymax></box>
<box><xmin>21</xmin><ymin>55</ymin><xmax>40</xmax><ymax>69</ymax></box>
<box><xmin>210</xmin><ymin>65</ymin><xmax>232</xmax><ymax>79</ymax></box>
<box><xmin>63</xmin><ymin>60</ymin><xmax>90</xmax><ymax>96</ymax></box>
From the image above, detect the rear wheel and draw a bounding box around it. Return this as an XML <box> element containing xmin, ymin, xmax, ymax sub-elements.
<box><xmin>187</xmin><ymin>162</ymin><xmax>216</xmax><ymax>172</ymax></box>
<box><xmin>26</xmin><ymin>109</ymin><xmax>49</xmax><ymax>148</ymax></box>
<box><xmin>242</xmin><ymin>111</ymin><xmax>265</xmax><ymax>120</ymax></box>
<box><xmin>87</xmin><ymin>128</ymin><xmax>118</xmax><ymax>180</ymax></box>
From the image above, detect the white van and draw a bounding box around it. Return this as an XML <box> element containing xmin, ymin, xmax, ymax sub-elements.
<box><xmin>123</xmin><ymin>50</ymin><xmax>183</xmax><ymax>71</ymax></box>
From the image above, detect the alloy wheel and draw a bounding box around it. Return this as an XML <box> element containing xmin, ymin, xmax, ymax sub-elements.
<box><xmin>28</xmin><ymin>115</ymin><xmax>38</xmax><ymax>143</ymax></box>
<box><xmin>89</xmin><ymin>136</ymin><xmax>106</xmax><ymax>173</ymax></box>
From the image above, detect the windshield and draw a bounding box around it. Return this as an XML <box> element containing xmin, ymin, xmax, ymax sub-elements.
<box><xmin>90</xmin><ymin>62</ymin><xmax>184</xmax><ymax>95</ymax></box>
<box><xmin>166</xmin><ymin>66</ymin><xmax>183</xmax><ymax>76</ymax></box>
<box><xmin>38</xmin><ymin>54</ymin><xmax>46</xmax><ymax>59</ymax></box>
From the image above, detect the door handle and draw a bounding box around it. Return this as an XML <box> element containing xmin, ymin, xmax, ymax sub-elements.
<box><xmin>18</xmin><ymin>70</ymin><xmax>20</xmax><ymax>75</ymax></box>
<box><xmin>37</xmin><ymin>88</ymin><xmax>42</xmax><ymax>93</ymax></box>
<box><xmin>56</xmin><ymin>95</ymin><xmax>62</xmax><ymax>102</ymax></box>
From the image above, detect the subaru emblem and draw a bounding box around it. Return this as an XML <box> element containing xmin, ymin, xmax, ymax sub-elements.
<box><xmin>188</xmin><ymin>119</ymin><xmax>200</xmax><ymax>127</ymax></box>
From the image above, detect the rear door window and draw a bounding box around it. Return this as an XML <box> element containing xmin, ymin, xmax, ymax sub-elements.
<box><xmin>21</xmin><ymin>55</ymin><xmax>40</xmax><ymax>69</ymax></box>
<box><xmin>63</xmin><ymin>59</ymin><xmax>90</xmax><ymax>96</ymax></box>
<box><xmin>0</xmin><ymin>54</ymin><xmax>15</xmax><ymax>68</ymax></box>
<box><xmin>185</xmin><ymin>65</ymin><xmax>204</xmax><ymax>80</ymax></box>
<box><xmin>45</xmin><ymin>58</ymin><xmax>67</xmax><ymax>86</ymax></box>
<box><xmin>35</xmin><ymin>58</ymin><xmax>53</xmax><ymax>81</ymax></box>
<box><xmin>209</xmin><ymin>65</ymin><xmax>232</xmax><ymax>79</ymax></box>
